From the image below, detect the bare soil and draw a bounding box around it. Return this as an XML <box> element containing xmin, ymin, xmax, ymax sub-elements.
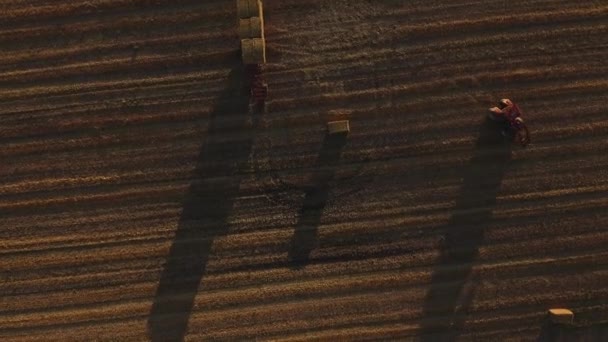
<box><xmin>1</xmin><ymin>0</ymin><xmax>608</xmax><ymax>341</ymax></box>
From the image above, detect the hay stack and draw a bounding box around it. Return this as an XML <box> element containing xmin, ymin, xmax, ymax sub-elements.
<box><xmin>237</xmin><ymin>0</ymin><xmax>266</xmax><ymax>65</ymax></box>
<box><xmin>238</xmin><ymin>17</ymin><xmax>263</xmax><ymax>39</ymax></box>
<box><xmin>241</xmin><ymin>38</ymin><xmax>266</xmax><ymax>64</ymax></box>
<box><xmin>237</xmin><ymin>0</ymin><xmax>262</xmax><ymax>19</ymax></box>
<box><xmin>548</xmin><ymin>309</ymin><xmax>574</xmax><ymax>324</ymax></box>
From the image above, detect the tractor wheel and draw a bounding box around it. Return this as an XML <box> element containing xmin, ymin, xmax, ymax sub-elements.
<box><xmin>516</xmin><ymin>123</ymin><xmax>530</xmax><ymax>147</ymax></box>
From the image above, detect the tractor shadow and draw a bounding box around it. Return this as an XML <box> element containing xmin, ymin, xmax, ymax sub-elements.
<box><xmin>419</xmin><ymin>117</ymin><xmax>512</xmax><ymax>341</ymax></box>
<box><xmin>288</xmin><ymin>132</ymin><xmax>348</xmax><ymax>269</ymax></box>
<box><xmin>147</xmin><ymin>61</ymin><xmax>255</xmax><ymax>341</ymax></box>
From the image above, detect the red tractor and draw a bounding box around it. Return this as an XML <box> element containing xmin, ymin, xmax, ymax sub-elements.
<box><xmin>488</xmin><ymin>98</ymin><xmax>530</xmax><ymax>147</ymax></box>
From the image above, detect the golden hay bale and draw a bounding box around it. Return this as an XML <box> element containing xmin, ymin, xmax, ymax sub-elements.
<box><xmin>237</xmin><ymin>0</ymin><xmax>261</xmax><ymax>19</ymax></box>
<box><xmin>326</xmin><ymin>109</ymin><xmax>352</xmax><ymax>122</ymax></box>
<box><xmin>238</xmin><ymin>17</ymin><xmax>263</xmax><ymax>39</ymax></box>
<box><xmin>241</xmin><ymin>38</ymin><xmax>266</xmax><ymax>64</ymax></box>
<box><xmin>548</xmin><ymin>309</ymin><xmax>574</xmax><ymax>324</ymax></box>
<box><xmin>327</xmin><ymin>120</ymin><xmax>350</xmax><ymax>135</ymax></box>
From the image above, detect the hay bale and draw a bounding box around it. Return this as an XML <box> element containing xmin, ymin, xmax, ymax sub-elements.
<box><xmin>327</xmin><ymin>120</ymin><xmax>350</xmax><ymax>135</ymax></box>
<box><xmin>238</xmin><ymin>17</ymin><xmax>263</xmax><ymax>39</ymax></box>
<box><xmin>326</xmin><ymin>109</ymin><xmax>352</xmax><ymax>122</ymax></box>
<box><xmin>237</xmin><ymin>0</ymin><xmax>261</xmax><ymax>19</ymax></box>
<box><xmin>241</xmin><ymin>38</ymin><xmax>266</xmax><ymax>64</ymax></box>
<box><xmin>549</xmin><ymin>309</ymin><xmax>574</xmax><ymax>324</ymax></box>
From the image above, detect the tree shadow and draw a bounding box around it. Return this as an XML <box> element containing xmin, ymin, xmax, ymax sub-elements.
<box><xmin>288</xmin><ymin>132</ymin><xmax>348</xmax><ymax>269</ymax></box>
<box><xmin>419</xmin><ymin>117</ymin><xmax>512</xmax><ymax>341</ymax></box>
<box><xmin>147</xmin><ymin>60</ymin><xmax>255</xmax><ymax>341</ymax></box>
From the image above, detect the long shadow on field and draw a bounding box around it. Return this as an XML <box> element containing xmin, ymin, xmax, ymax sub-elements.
<box><xmin>420</xmin><ymin>117</ymin><xmax>512</xmax><ymax>341</ymax></box>
<box><xmin>147</xmin><ymin>62</ymin><xmax>254</xmax><ymax>341</ymax></box>
<box><xmin>538</xmin><ymin>321</ymin><xmax>608</xmax><ymax>341</ymax></box>
<box><xmin>288</xmin><ymin>132</ymin><xmax>348</xmax><ymax>269</ymax></box>
<box><xmin>538</xmin><ymin>319</ymin><xmax>561</xmax><ymax>342</ymax></box>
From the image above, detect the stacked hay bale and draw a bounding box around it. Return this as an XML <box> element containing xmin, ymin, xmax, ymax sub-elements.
<box><xmin>237</xmin><ymin>0</ymin><xmax>260</xmax><ymax>18</ymax></box>
<box><xmin>237</xmin><ymin>0</ymin><xmax>265</xmax><ymax>64</ymax></box>
<box><xmin>238</xmin><ymin>17</ymin><xmax>263</xmax><ymax>38</ymax></box>
<box><xmin>241</xmin><ymin>38</ymin><xmax>266</xmax><ymax>65</ymax></box>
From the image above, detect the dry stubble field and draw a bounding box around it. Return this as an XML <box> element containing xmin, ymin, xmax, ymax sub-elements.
<box><xmin>1</xmin><ymin>0</ymin><xmax>608</xmax><ymax>341</ymax></box>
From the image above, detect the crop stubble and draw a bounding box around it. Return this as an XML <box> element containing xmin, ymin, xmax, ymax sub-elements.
<box><xmin>1</xmin><ymin>0</ymin><xmax>607</xmax><ymax>341</ymax></box>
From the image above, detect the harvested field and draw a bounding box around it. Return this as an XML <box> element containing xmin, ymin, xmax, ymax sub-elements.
<box><xmin>1</xmin><ymin>0</ymin><xmax>608</xmax><ymax>341</ymax></box>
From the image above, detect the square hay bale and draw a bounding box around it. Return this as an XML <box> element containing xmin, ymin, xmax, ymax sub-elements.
<box><xmin>238</xmin><ymin>17</ymin><xmax>263</xmax><ymax>39</ymax></box>
<box><xmin>327</xmin><ymin>120</ymin><xmax>350</xmax><ymax>135</ymax></box>
<box><xmin>241</xmin><ymin>38</ymin><xmax>266</xmax><ymax>64</ymax></box>
<box><xmin>326</xmin><ymin>109</ymin><xmax>352</xmax><ymax>122</ymax></box>
<box><xmin>548</xmin><ymin>308</ymin><xmax>574</xmax><ymax>324</ymax></box>
<box><xmin>237</xmin><ymin>0</ymin><xmax>262</xmax><ymax>19</ymax></box>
